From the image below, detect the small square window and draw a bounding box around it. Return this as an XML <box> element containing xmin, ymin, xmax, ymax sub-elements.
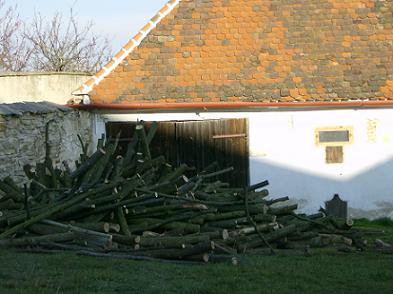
<box><xmin>326</xmin><ymin>146</ymin><xmax>343</xmax><ymax>164</ymax></box>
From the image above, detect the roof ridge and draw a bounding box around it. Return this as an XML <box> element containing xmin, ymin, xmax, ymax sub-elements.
<box><xmin>74</xmin><ymin>0</ymin><xmax>181</xmax><ymax>96</ymax></box>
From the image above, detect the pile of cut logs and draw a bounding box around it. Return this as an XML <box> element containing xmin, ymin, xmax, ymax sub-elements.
<box><xmin>0</xmin><ymin>123</ymin><xmax>369</xmax><ymax>263</ymax></box>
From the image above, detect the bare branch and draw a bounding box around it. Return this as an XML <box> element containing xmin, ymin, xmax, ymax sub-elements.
<box><xmin>25</xmin><ymin>8</ymin><xmax>112</xmax><ymax>73</ymax></box>
<box><xmin>0</xmin><ymin>1</ymin><xmax>112</xmax><ymax>73</ymax></box>
<box><xmin>0</xmin><ymin>0</ymin><xmax>32</xmax><ymax>71</ymax></box>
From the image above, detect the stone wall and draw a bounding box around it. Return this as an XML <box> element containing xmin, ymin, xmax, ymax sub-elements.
<box><xmin>0</xmin><ymin>104</ymin><xmax>93</xmax><ymax>184</ymax></box>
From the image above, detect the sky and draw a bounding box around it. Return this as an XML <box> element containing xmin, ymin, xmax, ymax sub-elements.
<box><xmin>7</xmin><ymin>0</ymin><xmax>169</xmax><ymax>51</ymax></box>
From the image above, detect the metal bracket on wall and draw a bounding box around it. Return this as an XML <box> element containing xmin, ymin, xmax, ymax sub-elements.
<box><xmin>212</xmin><ymin>134</ymin><xmax>246</xmax><ymax>139</ymax></box>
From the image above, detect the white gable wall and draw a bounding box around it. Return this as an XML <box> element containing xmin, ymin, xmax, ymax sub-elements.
<box><xmin>247</xmin><ymin>109</ymin><xmax>393</xmax><ymax>219</ymax></box>
<box><xmin>98</xmin><ymin>107</ymin><xmax>393</xmax><ymax>218</ymax></box>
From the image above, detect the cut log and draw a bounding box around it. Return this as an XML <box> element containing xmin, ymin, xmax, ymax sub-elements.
<box><xmin>40</xmin><ymin>220</ymin><xmax>113</xmax><ymax>250</ymax></box>
<box><xmin>132</xmin><ymin>240</ymin><xmax>215</xmax><ymax>260</ymax></box>
<box><xmin>329</xmin><ymin>217</ymin><xmax>354</xmax><ymax>230</ymax></box>
<box><xmin>76</xmin><ymin>250</ymin><xmax>202</xmax><ymax>264</ymax></box>
<box><xmin>70</xmin><ymin>148</ymin><xmax>106</xmax><ymax>179</ymax></box>
<box><xmin>268</xmin><ymin>204</ymin><xmax>298</xmax><ymax>216</ymax></box>
<box><xmin>3</xmin><ymin>177</ymin><xmax>23</xmax><ymax>196</ymax></box>
<box><xmin>112</xmin><ymin>234</ymin><xmax>141</xmax><ymax>246</ymax></box>
<box><xmin>247</xmin><ymin>180</ymin><xmax>269</xmax><ymax>192</ymax></box>
<box><xmin>135</xmin><ymin>124</ymin><xmax>151</xmax><ymax>159</ymax></box>
<box><xmin>108</xmin><ymin>156</ymin><xmax>124</xmax><ymax>182</ymax></box>
<box><xmin>265</xmin><ymin>197</ymin><xmax>290</xmax><ymax>206</ymax></box>
<box><xmin>28</xmin><ymin>223</ymin><xmax>68</xmax><ymax>235</ymax></box>
<box><xmin>139</xmin><ymin>235</ymin><xmax>210</xmax><ymax>249</ymax></box>
<box><xmin>207</xmin><ymin>214</ymin><xmax>276</xmax><ymax>229</ymax></box>
<box><xmin>208</xmin><ymin>254</ymin><xmax>239</xmax><ymax>265</ymax></box>
<box><xmin>218</xmin><ymin>204</ymin><xmax>268</xmax><ymax>214</ymax></box>
<box><xmin>375</xmin><ymin>239</ymin><xmax>393</xmax><ymax>250</ymax></box>
<box><xmin>200</xmin><ymin>167</ymin><xmax>234</xmax><ymax>179</ymax></box>
<box><xmin>213</xmin><ymin>241</ymin><xmax>237</xmax><ymax>255</ymax></box>
<box><xmin>184</xmin><ymin>253</ymin><xmax>210</xmax><ymax>263</ymax></box>
<box><xmin>0</xmin><ymin>190</ymin><xmax>99</xmax><ymax>239</ymax></box>
<box><xmin>161</xmin><ymin>222</ymin><xmax>200</xmax><ymax>234</ymax></box>
<box><xmin>0</xmin><ymin>179</ymin><xmax>23</xmax><ymax>202</ymax></box>
<box><xmin>0</xmin><ymin>199</ymin><xmax>23</xmax><ymax>210</ymax></box>
<box><xmin>199</xmin><ymin>229</ymin><xmax>229</xmax><ymax>240</ymax></box>
<box><xmin>0</xmin><ymin>232</ymin><xmax>75</xmax><ymax>247</ymax></box>
<box><xmin>69</xmin><ymin>222</ymin><xmax>117</xmax><ymax>234</ymax></box>
<box><xmin>245</xmin><ymin>248</ymin><xmax>275</xmax><ymax>256</ymax></box>
<box><xmin>229</xmin><ymin>222</ymin><xmax>278</xmax><ymax>238</ymax></box>
<box><xmin>310</xmin><ymin>234</ymin><xmax>353</xmax><ymax>248</ymax></box>
<box><xmin>53</xmin><ymin>198</ymin><xmax>96</xmax><ymax>220</ymax></box>
<box><xmin>204</xmin><ymin>211</ymin><xmax>246</xmax><ymax>222</ymax></box>
<box><xmin>237</xmin><ymin>224</ymin><xmax>297</xmax><ymax>252</ymax></box>
<box><xmin>117</xmin><ymin>207</ymin><xmax>131</xmax><ymax>237</ymax></box>
<box><xmin>288</xmin><ymin>231</ymin><xmax>319</xmax><ymax>241</ymax></box>
<box><xmin>159</xmin><ymin>164</ymin><xmax>190</xmax><ymax>183</ymax></box>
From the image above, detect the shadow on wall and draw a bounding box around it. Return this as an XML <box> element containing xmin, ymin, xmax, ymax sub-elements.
<box><xmin>251</xmin><ymin>157</ymin><xmax>393</xmax><ymax>219</ymax></box>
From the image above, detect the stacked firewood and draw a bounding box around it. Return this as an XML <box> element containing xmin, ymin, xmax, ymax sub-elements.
<box><xmin>0</xmin><ymin>123</ymin><xmax>367</xmax><ymax>263</ymax></box>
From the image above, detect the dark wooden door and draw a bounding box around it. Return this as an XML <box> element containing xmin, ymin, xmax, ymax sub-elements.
<box><xmin>176</xmin><ymin>119</ymin><xmax>249</xmax><ymax>186</ymax></box>
<box><xmin>106</xmin><ymin>118</ymin><xmax>249</xmax><ymax>187</ymax></box>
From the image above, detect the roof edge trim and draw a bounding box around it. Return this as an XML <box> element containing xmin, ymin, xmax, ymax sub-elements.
<box><xmin>68</xmin><ymin>100</ymin><xmax>393</xmax><ymax>111</ymax></box>
<box><xmin>76</xmin><ymin>0</ymin><xmax>181</xmax><ymax>95</ymax></box>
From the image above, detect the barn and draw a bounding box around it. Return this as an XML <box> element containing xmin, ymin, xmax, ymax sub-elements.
<box><xmin>71</xmin><ymin>0</ymin><xmax>393</xmax><ymax>218</ymax></box>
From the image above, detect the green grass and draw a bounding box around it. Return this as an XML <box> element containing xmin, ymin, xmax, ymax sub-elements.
<box><xmin>1</xmin><ymin>220</ymin><xmax>393</xmax><ymax>294</ymax></box>
<box><xmin>354</xmin><ymin>218</ymin><xmax>393</xmax><ymax>244</ymax></box>
<box><xmin>356</xmin><ymin>217</ymin><xmax>393</xmax><ymax>228</ymax></box>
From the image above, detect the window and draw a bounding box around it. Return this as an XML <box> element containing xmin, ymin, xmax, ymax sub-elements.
<box><xmin>319</xmin><ymin>130</ymin><xmax>349</xmax><ymax>143</ymax></box>
<box><xmin>325</xmin><ymin>146</ymin><xmax>343</xmax><ymax>164</ymax></box>
<box><xmin>315</xmin><ymin>127</ymin><xmax>353</xmax><ymax>146</ymax></box>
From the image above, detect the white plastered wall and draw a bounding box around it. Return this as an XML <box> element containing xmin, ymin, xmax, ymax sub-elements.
<box><xmin>98</xmin><ymin>108</ymin><xmax>393</xmax><ymax>218</ymax></box>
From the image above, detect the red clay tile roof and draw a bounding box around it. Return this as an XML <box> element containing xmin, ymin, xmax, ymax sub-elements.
<box><xmin>78</xmin><ymin>0</ymin><xmax>393</xmax><ymax>106</ymax></box>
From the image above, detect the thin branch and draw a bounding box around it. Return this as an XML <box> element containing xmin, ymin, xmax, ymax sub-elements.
<box><xmin>0</xmin><ymin>0</ymin><xmax>32</xmax><ymax>71</ymax></box>
<box><xmin>25</xmin><ymin>8</ymin><xmax>112</xmax><ymax>72</ymax></box>
<box><xmin>0</xmin><ymin>1</ymin><xmax>112</xmax><ymax>73</ymax></box>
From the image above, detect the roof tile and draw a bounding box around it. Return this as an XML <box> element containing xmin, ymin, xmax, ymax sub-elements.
<box><xmin>81</xmin><ymin>0</ymin><xmax>393</xmax><ymax>105</ymax></box>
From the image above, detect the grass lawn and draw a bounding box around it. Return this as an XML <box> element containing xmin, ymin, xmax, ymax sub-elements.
<box><xmin>0</xmin><ymin>220</ymin><xmax>393</xmax><ymax>294</ymax></box>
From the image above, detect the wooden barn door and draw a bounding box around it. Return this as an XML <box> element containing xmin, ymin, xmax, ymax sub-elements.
<box><xmin>106</xmin><ymin>118</ymin><xmax>249</xmax><ymax>187</ymax></box>
<box><xmin>176</xmin><ymin>119</ymin><xmax>249</xmax><ymax>187</ymax></box>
